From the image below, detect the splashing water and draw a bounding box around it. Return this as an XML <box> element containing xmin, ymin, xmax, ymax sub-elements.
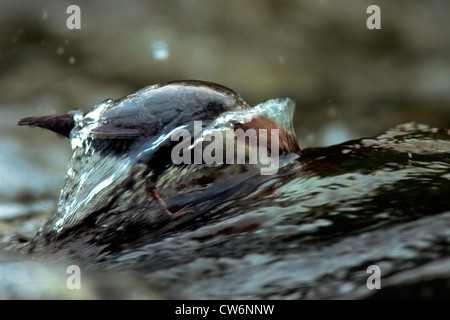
<box><xmin>192</xmin><ymin>97</ymin><xmax>300</xmax><ymax>169</ymax></box>
<box><xmin>48</xmin><ymin>100</ymin><xmax>136</xmax><ymax>234</ymax></box>
<box><xmin>201</xmin><ymin>97</ymin><xmax>297</xmax><ymax>135</ymax></box>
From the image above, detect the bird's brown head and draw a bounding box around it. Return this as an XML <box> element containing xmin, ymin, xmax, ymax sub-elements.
<box><xmin>233</xmin><ymin>115</ymin><xmax>301</xmax><ymax>157</ymax></box>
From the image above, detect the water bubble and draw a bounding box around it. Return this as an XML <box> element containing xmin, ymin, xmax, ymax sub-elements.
<box><xmin>278</xmin><ymin>56</ymin><xmax>285</xmax><ymax>63</ymax></box>
<box><xmin>151</xmin><ymin>41</ymin><xmax>169</xmax><ymax>60</ymax></box>
<box><xmin>69</xmin><ymin>57</ymin><xmax>76</xmax><ymax>64</ymax></box>
<box><xmin>57</xmin><ymin>47</ymin><xmax>65</xmax><ymax>55</ymax></box>
<box><xmin>42</xmin><ymin>11</ymin><xmax>48</xmax><ymax>20</ymax></box>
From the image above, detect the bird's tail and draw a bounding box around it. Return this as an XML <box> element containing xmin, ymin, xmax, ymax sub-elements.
<box><xmin>17</xmin><ymin>114</ymin><xmax>75</xmax><ymax>138</ymax></box>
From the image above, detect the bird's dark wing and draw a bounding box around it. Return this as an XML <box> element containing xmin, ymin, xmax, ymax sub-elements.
<box><xmin>17</xmin><ymin>114</ymin><xmax>75</xmax><ymax>138</ymax></box>
<box><xmin>90</xmin><ymin>83</ymin><xmax>244</xmax><ymax>140</ymax></box>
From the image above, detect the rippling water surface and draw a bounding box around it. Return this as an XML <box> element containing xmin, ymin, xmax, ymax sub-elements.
<box><xmin>2</xmin><ymin>117</ymin><xmax>448</xmax><ymax>299</ymax></box>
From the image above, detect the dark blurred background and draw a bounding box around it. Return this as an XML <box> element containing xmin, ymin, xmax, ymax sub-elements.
<box><xmin>0</xmin><ymin>0</ymin><xmax>449</xmax><ymax>227</ymax></box>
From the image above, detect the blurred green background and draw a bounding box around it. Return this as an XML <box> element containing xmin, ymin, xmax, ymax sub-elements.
<box><xmin>0</xmin><ymin>0</ymin><xmax>449</xmax><ymax>226</ymax></box>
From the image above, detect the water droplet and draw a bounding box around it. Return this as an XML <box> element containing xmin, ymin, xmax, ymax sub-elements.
<box><xmin>151</xmin><ymin>41</ymin><xmax>169</xmax><ymax>60</ymax></box>
<box><xmin>57</xmin><ymin>47</ymin><xmax>65</xmax><ymax>55</ymax></box>
<box><xmin>69</xmin><ymin>57</ymin><xmax>76</xmax><ymax>64</ymax></box>
<box><xmin>278</xmin><ymin>56</ymin><xmax>285</xmax><ymax>63</ymax></box>
<box><xmin>327</xmin><ymin>107</ymin><xmax>337</xmax><ymax>117</ymax></box>
<box><xmin>42</xmin><ymin>11</ymin><xmax>48</xmax><ymax>20</ymax></box>
<box><xmin>306</xmin><ymin>133</ymin><xmax>315</xmax><ymax>144</ymax></box>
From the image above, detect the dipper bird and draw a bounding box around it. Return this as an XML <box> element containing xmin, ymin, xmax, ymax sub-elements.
<box><xmin>18</xmin><ymin>80</ymin><xmax>301</xmax><ymax>222</ymax></box>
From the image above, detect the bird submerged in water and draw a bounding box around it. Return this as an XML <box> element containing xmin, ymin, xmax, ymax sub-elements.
<box><xmin>18</xmin><ymin>80</ymin><xmax>301</xmax><ymax>241</ymax></box>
